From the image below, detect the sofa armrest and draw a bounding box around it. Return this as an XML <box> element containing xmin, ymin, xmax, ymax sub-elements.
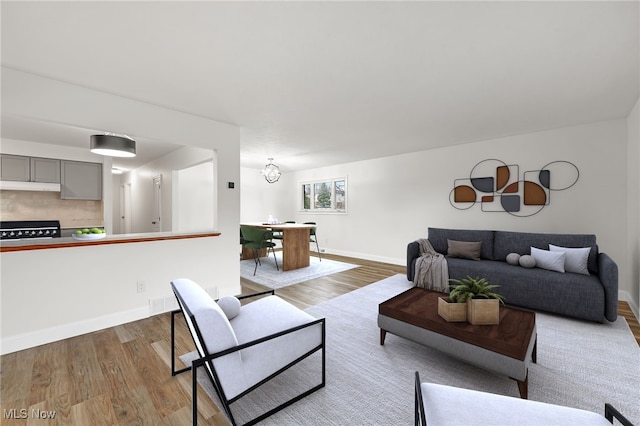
<box><xmin>598</xmin><ymin>252</ymin><xmax>618</xmax><ymax>322</ymax></box>
<box><xmin>407</xmin><ymin>241</ymin><xmax>421</xmax><ymax>281</ymax></box>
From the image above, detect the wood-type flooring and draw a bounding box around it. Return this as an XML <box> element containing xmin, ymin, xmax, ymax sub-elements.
<box><xmin>1</xmin><ymin>253</ymin><xmax>638</xmax><ymax>425</ymax></box>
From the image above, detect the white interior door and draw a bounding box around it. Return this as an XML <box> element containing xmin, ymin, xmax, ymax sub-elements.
<box><xmin>121</xmin><ymin>183</ymin><xmax>132</xmax><ymax>234</ymax></box>
<box><xmin>152</xmin><ymin>175</ymin><xmax>162</xmax><ymax>232</ymax></box>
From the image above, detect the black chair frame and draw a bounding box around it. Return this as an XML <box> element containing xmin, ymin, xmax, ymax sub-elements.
<box><xmin>171</xmin><ymin>288</ymin><xmax>326</xmax><ymax>426</ymax></box>
<box><xmin>303</xmin><ymin>221</ymin><xmax>321</xmax><ymax>261</ymax></box>
<box><xmin>414</xmin><ymin>372</ymin><xmax>634</xmax><ymax>426</ymax></box>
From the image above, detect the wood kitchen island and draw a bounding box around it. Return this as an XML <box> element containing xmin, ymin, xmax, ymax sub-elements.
<box><xmin>1</xmin><ymin>230</ymin><xmax>235</xmax><ymax>355</ymax></box>
<box><xmin>0</xmin><ymin>231</ymin><xmax>220</xmax><ymax>252</ymax></box>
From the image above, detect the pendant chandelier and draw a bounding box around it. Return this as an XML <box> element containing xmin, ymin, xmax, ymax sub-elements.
<box><xmin>261</xmin><ymin>158</ymin><xmax>281</xmax><ymax>183</ymax></box>
<box><xmin>90</xmin><ymin>134</ymin><xmax>136</xmax><ymax>158</ymax></box>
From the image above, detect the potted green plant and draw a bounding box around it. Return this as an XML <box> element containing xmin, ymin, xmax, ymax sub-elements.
<box><xmin>437</xmin><ymin>294</ymin><xmax>467</xmax><ymax>322</ymax></box>
<box><xmin>448</xmin><ymin>276</ymin><xmax>506</xmax><ymax>325</ymax></box>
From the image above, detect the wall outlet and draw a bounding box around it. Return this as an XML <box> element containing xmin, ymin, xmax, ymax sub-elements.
<box><xmin>137</xmin><ymin>280</ymin><xmax>146</xmax><ymax>293</ymax></box>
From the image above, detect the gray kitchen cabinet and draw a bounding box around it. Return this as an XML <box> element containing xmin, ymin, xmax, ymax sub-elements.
<box><xmin>30</xmin><ymin>157</ymin><xmax>61</xmax><ymax>183</ymax></box>
<box><xmin>61</xmin><ymin>160</ymin><xmax>102</xmax><ymax>200</ymax></box>
<box><xmin>0</xmin><ymin>154</ymin><xmax>30</xmax><ymax>181</ymax></box>
<box><xmin>1</xmin><ymin>155</ymin><xmax>61</xmax><ymax>183</ymax></box>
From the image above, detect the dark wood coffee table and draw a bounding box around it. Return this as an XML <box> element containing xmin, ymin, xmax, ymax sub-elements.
<box><xmin>378</xmin><ymin>287</ymin><xmax>537</xmax><ymax>398</ymax></box>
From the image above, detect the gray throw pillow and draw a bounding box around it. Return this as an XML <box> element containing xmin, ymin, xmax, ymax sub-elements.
<box><xmin>447</xmin><ymin>239</ymin><xmax>482</xmax><ymax>260</ymax></box>
<box><xmin>519</xmin><ymin>255</ymin><xmax>536</xmax><ymax>269</ymax></box>
<box><xmin>506</xmin><ymin>253</ymin><xmax>521</xmax><ymax>266</ymax></box>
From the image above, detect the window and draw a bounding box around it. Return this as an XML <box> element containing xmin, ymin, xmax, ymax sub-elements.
<box><xmin>301</xmin><ymin>178</ymin><xmax>347</xmax><ymax>213</ymax></box>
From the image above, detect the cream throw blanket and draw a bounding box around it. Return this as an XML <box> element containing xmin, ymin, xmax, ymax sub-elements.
<box><xmin>414</xmin><ymin>238</ymin><xmax>449</xmax><ymax>292</ymax></box>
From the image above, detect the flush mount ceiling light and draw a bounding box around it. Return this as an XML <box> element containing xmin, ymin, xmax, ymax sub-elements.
<box><xmin>111</xmin><ymin>167</ymin><xmax>124</xmax><ymax>175</ymax></box>
<box><xmin>90</xmin><ymin>134</ymin><xmax>136</xmax><ymax>158</ymax></box>
<box><xmin>261</xmin><ymin>158</ymin><xmax>281</xmax><ymax>183</ymax></box>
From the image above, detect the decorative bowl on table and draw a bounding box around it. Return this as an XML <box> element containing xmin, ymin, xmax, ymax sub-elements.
<box><xmin>72</xmin><ymin>228</ymin><xmax>106</xmax><ymax>240</ymax></box>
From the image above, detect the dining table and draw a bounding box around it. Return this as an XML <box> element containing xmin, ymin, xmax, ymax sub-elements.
<box><xmin>241</xmin><ymin>223</ymin><xmax>316</xmax><ymax>271</ymax></box>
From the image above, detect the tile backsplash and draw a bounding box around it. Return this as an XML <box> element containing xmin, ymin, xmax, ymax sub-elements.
<box><xmin>0</xmin><ymin>190</ymin><xmax>103</xmax><ymax>228</ymax></box>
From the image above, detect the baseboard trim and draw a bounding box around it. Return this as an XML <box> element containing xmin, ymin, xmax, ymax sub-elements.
<box><xmin>619</xmin><ymin>290</ymin><xmax>639</xmax><ymax>321</ymax></box>
<box><xmin>324</xmin><ymin>248</ymin><xmax>404</xmax><ymax>266</ymax></box>
<box><xmin>1</xmin><ymin>306</ymin><xmax>149</xmax><ymax>355</ymax></box>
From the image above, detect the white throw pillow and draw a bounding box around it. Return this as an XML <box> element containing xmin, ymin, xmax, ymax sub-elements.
<box><xmin>549</xmin><ymin>244</ymin><xmax>591</xmax><ymax>276</ymax></box>
<box><xmin>530</xmin><ymin>247</ymin><xmax>565</xmax><ymax>273</ymax></box>
<box><xmin>217</xmin><ymin>296</ymin><xmax>241</xmax><ymax>319</ymax></box>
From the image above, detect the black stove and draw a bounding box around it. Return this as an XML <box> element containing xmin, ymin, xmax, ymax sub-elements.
<box><xmin>0</xmin><ymin>220</ymin><xmax>61</xmax><ymax>241</ymax></box>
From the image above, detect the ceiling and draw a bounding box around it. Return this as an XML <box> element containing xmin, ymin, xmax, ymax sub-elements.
<box><xmin>1</xmin><ymin>1</ymin><xmax>639</xmax><ymax>172</ymax></box>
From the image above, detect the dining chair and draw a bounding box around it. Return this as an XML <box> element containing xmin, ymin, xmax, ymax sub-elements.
<box><xmin>239</xmin><ymin>228</ymin><xmax>245</xmax><ymax>259</ymax></box>
<box><xmin>303</xmin><ymin>222</ymin><xmax>321</xmax><ymax>261</ymax></box>
<box><xmin>240</xmin><ymin>225</ymin><xmax>279</xmax><ymax>275</ymax></box>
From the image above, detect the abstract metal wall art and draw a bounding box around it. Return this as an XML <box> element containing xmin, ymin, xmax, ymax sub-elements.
<box><xmin>449</xmin><ymin>159</ymin><xmax>579</xmax><ymax>217</ymax></box>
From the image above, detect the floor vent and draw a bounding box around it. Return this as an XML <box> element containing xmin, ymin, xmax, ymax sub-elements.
<box><xmin>148</xmin><ymin>296</ymin><xmax>177</xmax><ymax>315</ymax></box>
<box><xmin>206</xmin><ymin>287</ymin><xmax>219</xmax><ymax>299</ymax></box>
<box><xmin>149</xmin><ymin>288</ymin><xmax>217</xmax><ymax>315</ymax></box>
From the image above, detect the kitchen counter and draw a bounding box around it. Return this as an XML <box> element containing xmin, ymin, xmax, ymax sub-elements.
<box><xmin>0</xmin><ymin>231</ymin><xmax>221</xmax><ymax>252</ymax></box>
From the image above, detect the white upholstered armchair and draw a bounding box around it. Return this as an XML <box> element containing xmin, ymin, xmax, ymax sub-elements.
<box><xmin>171</xmin><ymin>278</ymin><xmax>326</xmax><ymax>425</ymax></box>
<box><xmin>414</xmin><ymin>372</ymin><xmax>633</xmax><ymax>426</ymax></box>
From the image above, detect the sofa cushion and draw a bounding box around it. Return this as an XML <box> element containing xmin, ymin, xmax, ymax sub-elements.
<box><xmin>428</xmin><ymin>228</ymin><xmax>494</xmax><ymax>260</ymax></box>
<box><xmin>447</xmin><ymin>239</ymin><xmax>482</xmax><ymax>260</ymax></box>
<box><xmin>550</xmin><ymin>244</ymin><xmax>591</xmax><ymax>275</ymax></box>
<box><xmin>531</xmin><ymin>247</ymin><xmax>565</xmax><ymax>273</ymax></box>
<box><xmin>445</xmin><ymin>258</ymin><xmax>605</xmax><ymax>322</ymax></box>
<box><xmin>493</xmin><ymin>230</ymin><xmax>598</xmax><ymax>274</ymax></box>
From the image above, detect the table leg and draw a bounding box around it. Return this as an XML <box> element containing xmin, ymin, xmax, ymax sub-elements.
<box><xmin>380</xmin><ymin>329</ymin><xmax>387</xmax><ymax>345</ymax></box>
<box><xmin>282</xmin><ymin>227</ymin><xmax>311</xmax><ymax>271</ymax></box>
<box><xmin>514</xmin><ymin>373</ymin><xmax>528</xmax><ymax>399</ymax></box>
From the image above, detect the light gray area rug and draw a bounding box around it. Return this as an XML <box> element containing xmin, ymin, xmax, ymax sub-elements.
<box><xmin>239</xmin><ymin>253</ymin><xmax>358</xmax><ymax>289</ymax></box>
<box><xmin>183</xmin><ymin>274</ymin><xmax>640</xmax><ymax>425</ymax></box>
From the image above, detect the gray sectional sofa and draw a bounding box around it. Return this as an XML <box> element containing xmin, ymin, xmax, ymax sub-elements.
<box><xmin>407</xmin><ymin>228</ymin><xmax>618</xmax><ymax>323</ymax></box>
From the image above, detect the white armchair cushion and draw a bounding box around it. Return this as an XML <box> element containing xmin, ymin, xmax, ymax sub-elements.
<box><xmin>171</xmin><ymin>279</ymin><xmax>244</xmax><ymax>397</ymax></box>
<box><xmin>230</xmin><ymin>295</ymin><xmax>323</xmax><ymax>398</ymax></box>
<box><xmin>420</xmin><ymin>383</ymin><xmax>611</xmax><ymax>426</ymax></box>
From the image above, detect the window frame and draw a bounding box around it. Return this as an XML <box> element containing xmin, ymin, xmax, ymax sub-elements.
<box><xmin>300</xmin><ymin>177</ymin><xmax>347</xmax><ymax>214</ymax></box>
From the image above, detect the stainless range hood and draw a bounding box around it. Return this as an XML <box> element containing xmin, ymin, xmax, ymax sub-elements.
<box><xmin>0</xmin><ymin>180</ymin><xmax>61</xmax><ymax>192</ymax></box>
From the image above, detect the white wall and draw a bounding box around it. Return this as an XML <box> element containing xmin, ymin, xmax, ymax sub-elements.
<box><xmin>1</xmin><ymin>69</ymin><xmax>241</xmax><ymax>354</ymax></box>
<box><xmin>627</xmin><ymin>98</ymin><xmax>640</xmax><ymax>317</ymax></box>
<box><xmin>175</xmin><ymin>160</ymin><xmax>215</xmax><ymax>232</ymax></box>
<box><xmin>120</xmin><ymin>146</ymin><xmax>214</xmax><ymax>233</ymax></box>
<box><xmin>242</xmin><ymin>119</ymin><xmax>634</xmax><ymax>305</ymax></box>
<box><xmin>240</xmin><ymin>166</ymin><xmax>292</xmax><ymax>224</ymax></box>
